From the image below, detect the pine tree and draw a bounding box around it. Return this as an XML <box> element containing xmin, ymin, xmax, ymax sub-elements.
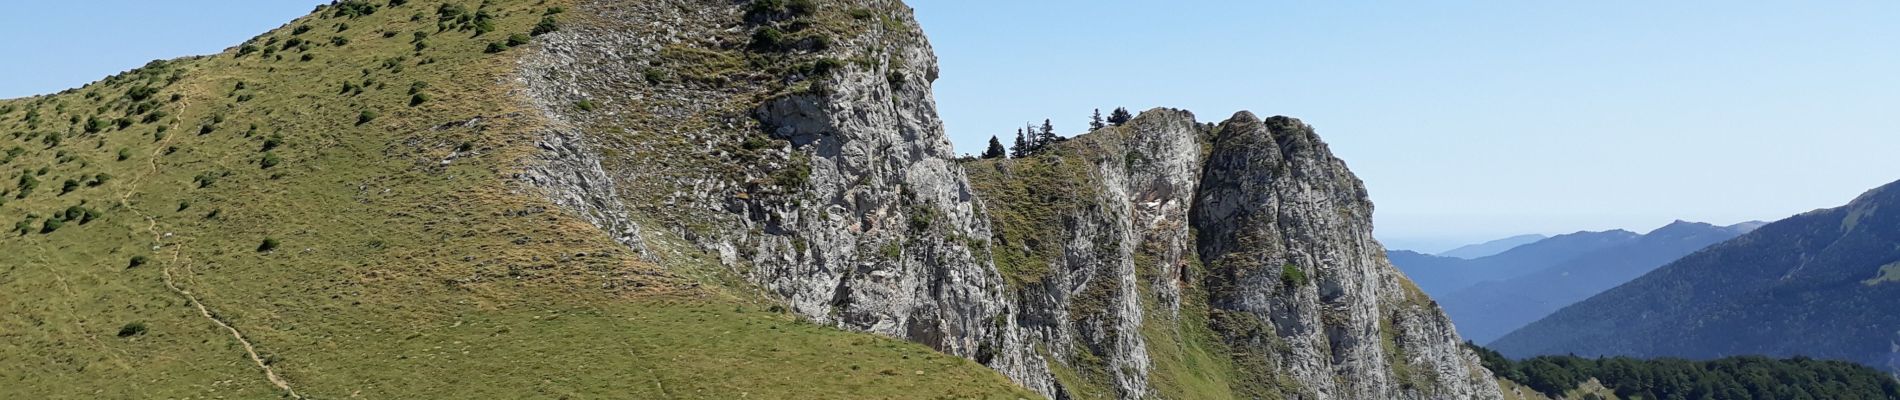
<box><xmin>1090</xmin><ymin>109</ymin><xmax>1106</xmax><ymax>131</ymax></box>
<box><xmin>1036</xmin><ymin>119</ymin><xmax>1060</xmax><ymax>148</ymax></box>
<box><xmin>1024</xmin><ymin>122</ymin><xmax>1039</xmax><ymax>153</ymax></box>
<box><xmin>1108</xmin><ymin>107</ymin><xmax>1133</xmax><ymax>126</ymax></box>
<box><xmin>981</xmin><ymin>135</ymin><xmax>1006</xmax><ymax>159</ymax></box>
<box><xmin>1010</xmin><ymin>128</ymin><xmax>1028</xmax><ymax>158</ymax></box>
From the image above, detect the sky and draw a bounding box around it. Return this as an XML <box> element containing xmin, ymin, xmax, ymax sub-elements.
<box><xmin>4</xmin><ymin>1</ymin><xmax>1898</xmax><ymax>253</ymax></box>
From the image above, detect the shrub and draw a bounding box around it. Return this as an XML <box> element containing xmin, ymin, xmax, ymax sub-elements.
<box><xmin>117</xmin><ymin>148</ymin><xmax>132</xmax><ymax>161</ymax></box>
<box><xmin>292</xmin><ymin>25</ymin><xmax>312</xmax><ymax>35</ymax></box>
<box><xmin>39</xmin><ymin>218</ymin><xmax>63</xmax><ymax>234</ymax></box>
<box><xmin>409</xmin><ymin>93</ymin><xmax>430</xmax><ymax>107</ymax></box>
<box><xmin>84</xmin><ymin>116</ymin><xmax>107</xmax><ymax>133</ymax></box>
<box><xmin>13</xmin><ymin>217</ymin><xmax>35</xmax><ymax>235</ymax></box>
<box><xmin>574</xmin><ymin>100</ymin><xmax>598</xmax><ymax>112</ymax></box>
<box><xmin>484</xmin><ymin>42</ymin><xmax>507</xmax><ymax>53</ymax></box>
<box><xmin>531</xmin><ymin>16</ymin><xmax>559</xmax><ymax>36</ymax></box>
<box><xmin>1281</xmin><ymin>263</ymin><xmax>1308</xmax><ymax>288</ymax></box>
<box><xmin>787</xmin><ymin>0</ymin><xmax>817</xmax><ymax>16</ymax></box>
<box><xmin>260</xmin><ymin>152</ymin><xmax>281</xmax><ymax>169</ymax></box>
<box><xmin>506</xmin><ymin>33</ymin><xmax>531</xmax><ymax>47</ymax></box>
<box><xmin>300</xmin><ymin>53</ymin><xmax>315</xmax><ymax>62</ymax></box>
<box><xmin>810</xmin><ymin>58</ymin><xmax>844</xmax><ymax>77</ymax></box>
<box><xmin>60</xmin><ymin>179</ymin><xmax>79</xmax><ymax>195</ymax></box>
<box><xmin>330</xmin><ymin>36</ymin><xmax>351</xmax><ymax>46</ymax></box>
<box><xmin>192</xmin><ymin>172</ymin><xmax>217</xmax><ymax>188</ymax></box>
<box><xmin>15</xmin><ymin>175</ymin><xmax>38</xmax><ymax>198</ymax></box>
<box><xmin>128</xmin><ymin>255</ymin><xmax>149</xmax><ymax>268</ymax></box>
<box><xmin>887</xmin><ymin>71</ymin><xmax>907</xmax><ymax>88</ymax></box>
<box><xmin>89</xmin><ymin>173</ymin><xmax>110</xmax><ymax>187</ymax></box>
<box><xmin>116</xmin><ymin>322</ymin><xmax>147</xmax><ymax>337</ymax></box>
<box><xmin>126</xmin><ymin>86</ymin><xmax>158</xmax><ymax>101</ymax></box>
<box><xmin>356</xmin><ymin>110</ymin><xmax>379</xmax><ymax>125</ymax></box>
<box><xmin>330</xmin><ymin>0</ymin><xmax>378</xmax><ymax>18</ymax></box>
<box><xmin>750</xmin><ymin>27</ymin><xmax>787</xmax><ymax>52</ymax></box>
<box><xmin>258</xmin><ymin>238</ymin><xmax>281</xmax><ymax>252</ymax></box>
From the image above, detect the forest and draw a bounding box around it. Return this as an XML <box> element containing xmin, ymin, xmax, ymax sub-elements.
<box><xmin>1470</xmin><ymin>344</ymin><xmax>1900</xmax><ymax>400</ymax></box>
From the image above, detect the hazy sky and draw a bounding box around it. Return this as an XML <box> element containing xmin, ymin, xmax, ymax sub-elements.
<box><xmin>5</xmin><ymin>2</ymin><xmax>1897</xmax><ymax>253</ymax></box>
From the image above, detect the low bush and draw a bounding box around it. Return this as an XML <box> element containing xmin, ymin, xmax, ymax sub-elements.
<box><xmin>116</xmin><ymin>322</ymin><xmax>147</xmax><ymax>337</ymax></box>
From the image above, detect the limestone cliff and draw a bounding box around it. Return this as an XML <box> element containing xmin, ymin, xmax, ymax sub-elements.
<box><xmin>516</xmin><ymin>0</ymin><xmax>1500</xmax><ymax>398</ymax></box>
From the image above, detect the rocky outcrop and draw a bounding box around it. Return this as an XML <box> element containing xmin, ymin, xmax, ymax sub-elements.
<box><xmin>514</xmin><ymin>0</ymin><xmax>1498</xmax><ymax>398</ymax></box>
<box><xmin>1194</xmin><ymin>113</ymin><xmax>1498</xmax><ymax>399</ymax></box>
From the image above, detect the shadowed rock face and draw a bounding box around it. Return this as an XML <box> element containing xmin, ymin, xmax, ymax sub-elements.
<box><xmin>517</xmin><ymin>0</ymin><xmax>1500</xmax><ymax>398</ymax></box>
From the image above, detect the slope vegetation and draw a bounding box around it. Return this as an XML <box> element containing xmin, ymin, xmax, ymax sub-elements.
<box><xmin>0</xmin><ymin>1</ymin><xmax>1034</xmax><ymax>398</ymax></box>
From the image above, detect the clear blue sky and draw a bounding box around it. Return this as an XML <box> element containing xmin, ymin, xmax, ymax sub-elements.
<box><xmin>911</xmin><ymin>0</ymin><xmax>1900</xmax><ymax>251</ymax></box>
<box><xmin>5</xmin><ymin>2</ymin><xmax>1897</xmax><ymax>252</ymax></box>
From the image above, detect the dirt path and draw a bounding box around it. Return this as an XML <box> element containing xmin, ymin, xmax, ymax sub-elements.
<box><xmin>117</xmin><ymin>94</ymin><xmax>304</xmax><ymax>399</ymax></box>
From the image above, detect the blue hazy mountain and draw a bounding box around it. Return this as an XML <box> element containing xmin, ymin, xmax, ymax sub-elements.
<box><xmin>1437</xmin><ymin>221</ymin><xmax>1758</xmax><ymax>343</ymax></box>
<box><xmin>1437</xmin><ymin>234</ymin><xmax>1548</xmax><ymax>259</ymax></box>
<box><xmin>1392</xmin><ymin>229</ymin><xmax>1641</xmax><ymax>297</ymax></box>
<box><xmin>1493</xmin><ymin>180</ymin><xmax>1900</xmax><ymax>371</ymax></box>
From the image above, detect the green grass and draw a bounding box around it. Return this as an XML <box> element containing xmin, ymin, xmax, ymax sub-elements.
<box><xmin>0</xmin><ymin>0</ymin><xmax>1038</xmax><ymax>398</ymax></box>
<box><xmin>963</xmin><ymin>138</ymin><xmax>1107</xmax><ymax>287</ymax></box>
<box><xmin>1863</xmin><ymin>261</ymin><xmax>1900</xmax><ymax>285</ymax></box>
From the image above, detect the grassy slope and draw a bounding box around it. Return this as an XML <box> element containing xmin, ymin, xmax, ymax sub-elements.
<box><xmin>1499</xmin><ymin>378</ymin><xmax>1621</xmax><ymax>400</ymax></box>
<box><xmin>0</xmin><ymin>1</ymin><xmax>1035</xmax><ymax>398</ymax></box>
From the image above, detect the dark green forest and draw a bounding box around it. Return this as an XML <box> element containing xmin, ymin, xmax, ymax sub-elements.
<box><xmin>1469</xmin><ymin>344</ymin><xmax>1900</xmax><ymax>400</ymax></box>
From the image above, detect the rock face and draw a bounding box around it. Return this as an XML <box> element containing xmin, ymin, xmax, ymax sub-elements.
<box><xmin>1193</xmin><ymin>113</ymin><xmax>1498</xmax><ymax>399</ymax></box>
<box><xmin>514</xmin><ymin>0</ymin><xmax>1499</xmax><ymax>398</ymax></box>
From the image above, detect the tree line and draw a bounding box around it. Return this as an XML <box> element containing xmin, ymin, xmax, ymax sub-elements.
<box><xmin>1468</xmin><ymin>343</ymin><xmax>1900</xmax><ymax>400</ymax></box>
<box><xmin>979</xmin><ymin>107</ymin><xmax>1133</xmax><ymax>160</ymax></box>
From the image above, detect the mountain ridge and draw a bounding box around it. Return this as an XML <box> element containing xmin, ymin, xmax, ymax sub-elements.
<box><xmin>1441</xmin><ymin>220</ymin><xmax>1754</xmax><ymax>343</ymax></box>
<box><xmin>1436</xmin><ymin>234</ymin><xmax>1547</xmax><ymax>259</ymax></box>
<box><xmin>0</xmin><ymin>0</ymin><xmax>1504</xmax><ymax>398</ymax></box>
<box><xmin>1492</xmin><ymin>179</ymin><xmax>1900</xmax><ymax>371</ymax></box>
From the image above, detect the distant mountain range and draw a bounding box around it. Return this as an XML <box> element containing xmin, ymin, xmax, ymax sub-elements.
<box><xmin>1493</xmin><ymin>180</ymin><xmax>1900</xmax><ymax>371</ymax></box>
<box><xmin>1391</xmin><ymin>230</ymin><xmax>1641</xmax><ymax>297</ymax></box>
<box><xmin>1437</xmin><ymin>234</ymin><xmax>1547</xmax><ymax>259</ymax></box>
<box><xmin>1437</xmin><ymin>221</ymin><xmax>1760</xmax><ymax>343</ymax></box>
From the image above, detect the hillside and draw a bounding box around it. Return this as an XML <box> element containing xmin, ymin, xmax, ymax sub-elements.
<box><xmin>1436</xmin><ymin>221</ymin><xmax>1754</xmax><ymax>343</ymax></box>
<box><xmin>0</xmin><ymin>0</ymin><xmax>1511</xmax><ymax>399</ymax></box>
<box><xmin>1438</xmin><ymin>234</ymin><xmax>1548</xmax><ymax>259</ymax></box>
<box><xmin>0</xmin><ymin>1</ymin><xmax>1035</xmax><ymax>398</ymax></box>
<box><xmin>1493</xmin><ymin>180</ymin><xmax>1900</xmax><ymax>371</ymax></box>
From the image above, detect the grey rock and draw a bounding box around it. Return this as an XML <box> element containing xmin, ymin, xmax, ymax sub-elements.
<box><xmin>511</xmin><ymin>1</ymin><xmax>1500</xmax><ymax>399</ymax></box>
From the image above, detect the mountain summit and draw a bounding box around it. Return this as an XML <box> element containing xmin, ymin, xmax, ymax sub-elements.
<box><xmin>0</xmin><ymin>0</ymin><xmax>1500</xmax><ymax>398</ymax></box>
